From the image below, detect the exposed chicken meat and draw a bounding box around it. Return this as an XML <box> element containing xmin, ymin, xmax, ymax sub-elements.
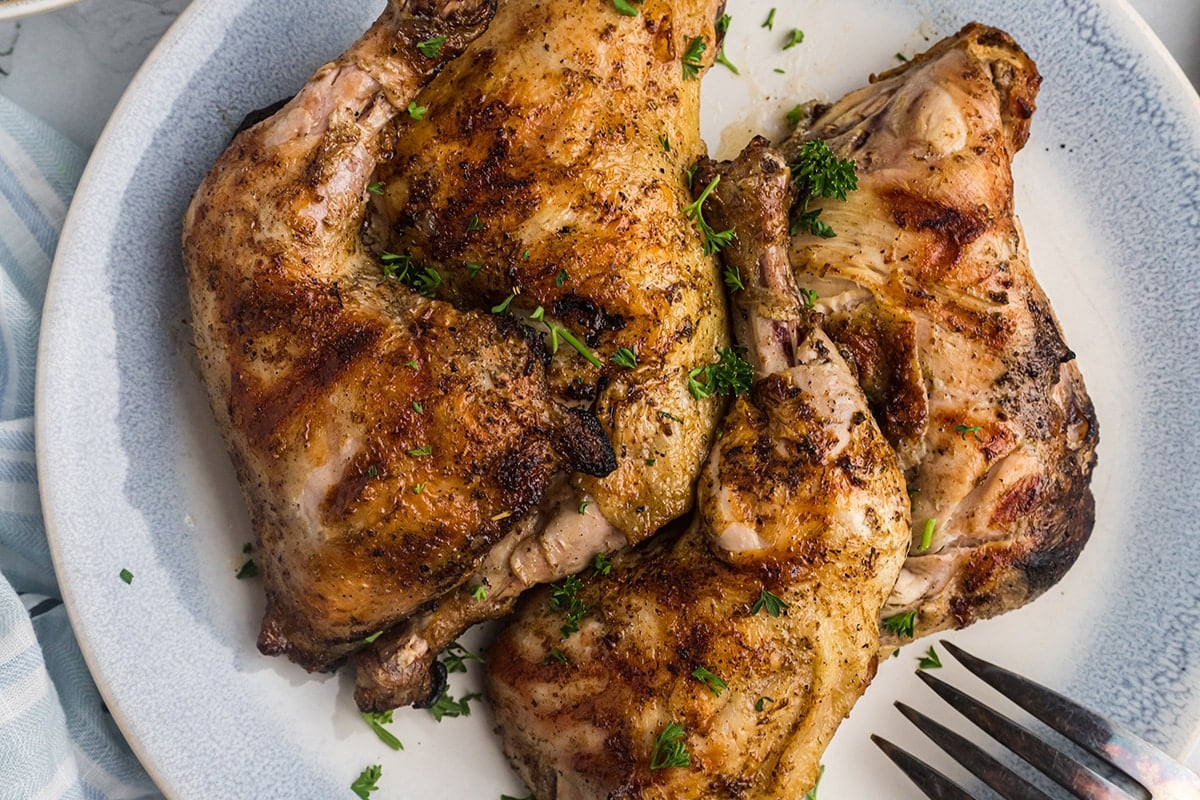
<box><xmin>180</xmin><ymin>0</ymin><xmax>617</xmax><ymax>677</ymax></box>
<box><xmin>781</xmin><ymin>24</ymin><xmax>1098</xmax><ymax>642</ymax></box>
<box><xmin>354</xmin><ymin>0</ymin><xmax>732</xmax><ymax>709</ymax></box>
<box><xmin>486</xmin><ymin>139</ymin><xmax>910</xmax><ymax>799</ymax></box>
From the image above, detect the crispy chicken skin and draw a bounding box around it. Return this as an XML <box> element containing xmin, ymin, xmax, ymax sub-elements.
<box><xmin>180</xmin><ymin>0</ymin><xmax>616</xmax><ymax>675</ymax></box>
<box><xmin>486</xmin><ymin>140</ymin><xmax>910</xmax><ymax>799</ymax></box>
<box><xmin>354</xmin><ymin>0</ymin><xmax>732</xmax><ymax>709</ymax></box>
<box><xmin>782</xmin><ymin>24</ymin><xmax>1098</xmax><ymax>642</ymax></box>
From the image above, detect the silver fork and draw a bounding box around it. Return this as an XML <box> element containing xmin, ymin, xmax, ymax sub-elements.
<box><xmin>873</xmin><ymin>640</ymin><xmax>1200</xmax><ymax>799</ymax></box>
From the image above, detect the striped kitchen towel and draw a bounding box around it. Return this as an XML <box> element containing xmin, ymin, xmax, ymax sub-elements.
<box><xmin>0</xmin><ymin>93</ymin><xmax>159</xmax><ymax>800</ymax></box>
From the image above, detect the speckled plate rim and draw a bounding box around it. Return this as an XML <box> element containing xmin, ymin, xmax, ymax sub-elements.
<box><xmin>35</xmin><ymin>0</ymin><xmax>1200</xmax><ymax>796</ymax></box>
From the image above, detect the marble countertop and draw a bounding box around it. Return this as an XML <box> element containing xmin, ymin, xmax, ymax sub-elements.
<box><xmin>0</xmin><ymin>0</ymin><xmax>1197</xmax><ymax>151</ymax></box>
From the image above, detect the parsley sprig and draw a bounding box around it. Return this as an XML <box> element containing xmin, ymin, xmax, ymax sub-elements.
<box><xmin>918</xmin><ymin>646</ymin><xmax>942</xmax><ymax>670</ymax></box>
<box><xmin>441</xmin><ymin>641</ymin><xmax>485</xmax><ymax>673</ymax></box>
<box><xmin>751</xmin><ymin>588</ymin><xmax>789</xmax><ymax>617</ymax></box>
<box><xmin>529</xmin><ymin>306</ymin><xmax>604</xmax><ymax>368</ymax></box>
<box><xmin>428</xmin><ymin>689</ymin><xmax>481</xmax><ymax>721</ymax></box>
<box><xmin>882</xmin><ymin>610</ymin><xmax>917</xmax><ymax>638</ymax></box>
<box><xmin>681</xmin><ymin>36</ymin><xmax>706</xmax><ymax>80</ymax></box>
<box><xmin>684</xmin><ymin>175</ymin><xmax>736</xmax><ymax>255</ymax></box>
<box><xmin>791</xmin><ymin>140</ymin><xmax>858</xmax><ymax>238</ymax></box>
<box><xmin>688</xmin><ymin>346</ymin><xmax>753</xmax><ymax>400</ymax></box>
<box><xmin>351</xmin><ymin>765</ymin><xmax>382</xmax><ymax>799</ymax></box>
<box><xmin>691</xmin><ymin>666</ymin><xmax>728</xmax><ymax>696</ymax></box>
<box><xmin>549</xmin><ymin>575</ymin><xmax>587</xmax><ymax>638</ymax></box>
<box><xmin>362</xmin><ymin>710</ymin><xmax>403</xmax><ymax>750</ymax></box>
<box><xmin>416</xmin><ymin>35</ymin><xmax>447</xmax><ymax>58</ymax></box>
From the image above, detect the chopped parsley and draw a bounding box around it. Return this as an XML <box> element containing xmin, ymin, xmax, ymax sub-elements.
<box><xmin>407</xmin><ymin>101</ymin><xmax>428</xmax><ymax>120</ymax></box>
<box><xmin>896</xmin><ymin>52</ymin><xmax>909</xmax><ymax>62</ymax></box>
<box><xmin>612</xmin><ymin>0</ymin><xmax>639</xmax><ymax>16</ymax></box>
<box><xmin>549</xmin><ymin>575</ymin><xmax>587</xmax><ymax>637</ymax></box>
<box><xmin>751</xmin><ymin>588</ymin><xmax>789</xmax><ymax>617</ymax></box>
<box><xmin>471</xmin><ymin>584</ymin><xmax>489</xmax><ymax>601</ymax></box>
<box><xmin>578</xmin><ymin>500</ymin><xmax>590</xmax><ymax>514</ymax></box>
<box><xmin>441</xmin><ymin>641</ymin><xmax>485</xmax><ymax>673</ymax></box>
<box><xmin>649</xmin><ymin>721</ymin><xmax>691</xmax><ymax>769</ymax></box>
<box><xmin>412</xmin><ymin>483</ymin><xmax>426</xmax><ymax>495</ymax></box>
<box><xmin>404</xmin><ymin>359</ymin><xmax>419</xmax><ymax>370</ymax></box>
<box><xmin>918</xmin><ymin>646</ymin><xmax>942</xmax><ymax>670</ymax></box>
<box><xmin>362</xmin><ymin>710</ymin><xmax>403</xmax><ymax>750</ymax></box>
<box><xmin>658</xmin><ymin>133</ymin><xmax>671</xmax><ymax>152</ymax></box>
<box><xmin>529</xmin><ymin>306</ymin><xmax>604</xmax><ymax>368</ymax></box>
<box><xmin>681</xmin><ymin>36</ymin><xmax>706</xmax><ymax>80</ymax></box>
<box><xmin>592</xmin><ymin>552</ymin><xmax>612</xmax><ymax>575</ymax></box>
<box><xmin>366</xmin><ymin>181</ymin><xmax>385</xmax><ymax>195</ymax></box>
<box><xmin>119</xmin><ymin>568</ymin><xmax>133</xmax><ymax>585</ymax></box>
<box><xmin>762</xmin><ymin>8</ymin><xmax>776</xmax><ymax>29</ymax></box>
<box><xmin>804</xmin><ymin>764</ymin><xmax>825</xmax><ymax>799</ymax></box>
<box><xmin>882</xmin><ymin>610</ymin><xmax>917</xmax><ymax>638</ymax></box>
<box><xmin>467</xmin><ymin>215</ymin><xmax>485</xmax><ymax>231</ymax></box>
<box><xmin>658</xmin><ymin>410</ymin><xmax>684</xmax><ymax>423</ymax></box>
<box><xmin>611</xmin><ymin>346</ymin><xmax>638</xmax><ymax>369</ymax></box>
<box><xmin>684</xmin><ymin>175</ymin><xmax>736</xmax><ymax>255</ymax></box>
<box><xmin>428</xmin><ymin>689</ymin><xmax>481</xmax><ymax>721</ymax></box>
<box><xmin>645</xmin><ymin>457</ymin><xmax>657</xmax><ymax>466</ymax></box>
<box><xmin>800</xmin><ymin>287</ymin><xmax>818</xmax><ymax>308</ymax></box>
<box><xmin>688</xmin><ymin>346</ymin><xmax>753</xmax><ymax>400</ymax></box>
<box><xmin>407</xmin><ymin>444</ymin><xmax>432</xmax><ymax>457</ymax></box>
<box><xmin>691</xmin><ymin>666</ymin><xmax>728</xmax><ymax>696</ymax></box>
<box><xmin>556</xmin><ymin>268</ymin><xmax>570</xmax><ymax>286</ymax></box>
<box><xmin>782</xmin><ymin>28</ymin><xmax>805</xmax><ymax>50</ymax></box>
<box><xmin>466</xmin><ymin>262</ymin><xmax>483</xmax><ymax>280</ymax></box>
<box><xmin>723</xmin><ymin>265</ymin><xmax>745</xmax><ymax>291</ymax></box>
<box><xmin>919</xmin><ymin>518</ymin><xmax>936</xmax><ymax>552</ymax></box>
<box><xmin>380</xmin><ymin>252</ymin><xmax>440</xmax><ymax>297</ymax></box>
<box><xmin>955</xmin><ymin>424</ymin><xmax>983</xmax><ymax>441</ymax></box>
<box><xmin>412</xmin><ymin>401</ymin><xmax>423</xmax><ymax>414</ymax></box>
<box><xmin>492</xmin><ymin>293</ymin><xmax>516</xmax><ymax>314</ymax></box>
<box><xmin>351</xmin><ymin>765</ymin><xmax>382</xmax><ymax>799</ymax></box>
<box><xmin>416</xmin><ymin>35</ymin><xmax>447</xmax><ymax>58</ymax></box>
<box><xmin>755</xmin><ymin>696</ymin><xmax>775</xmax><ymax>712</ymax></box>
<box><xmin>785</xmin><ymin>103</ymin><xmax>809</xmax><ymax>128</ymax></box>
<box><xmin>363</xmin><ymin>630</ymin><xmax>384</xmax><ymax>644</ymax></box>
<box><xmin>543</xmin><ymin>647</ymin><xmax>569</xmax><ymax>665</ymax></box>
<box><xmin>235</xmin><ymin>559</ymin><xmax>258</xmax><ymax>579</ymax></box>
<box><xmin>791</xmin><ymin>139</ymin><xmax>858</xmax><ymax>238</ymax></box>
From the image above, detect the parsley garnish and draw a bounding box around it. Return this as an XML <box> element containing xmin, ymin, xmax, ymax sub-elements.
<box><xmin>380</xmin><ymin>251</ymin><xmax>413</xmax><ymax>280</ymax></box>
<box><xmin>791</xmin><ymin>139</ymin><xmax>858</xmax><ymax>238</ymax></box>
<box><xmin>645</xmin><ymin>457</ymin><xmax>656</xmax><ymax>466</ymax></box>
<box><xmin>442</xmin><ymin>641</ymin><xmax>485</xmax><ymax>673</ymax></box>
<box><xmin>658</xmin><ymin>410</ymin><xmax>684</xmax><ymax>423</ymax></box>
<box><xmin>650</xmin><ymin>721</ymin><xmax>691</xmax><ymax>769</ymax></box>
<box><xmin>416</xmin><ymin>35</ymin><xmax>447</xmax><ymax>58</ymax></box>
<box><xmin>592</xmin><ymin>552</ymin><xmax>612</xmax><ymax>575</ymax></box>
<box><xmin>754</xmin><ymin>696</ymin><xmax>774</xmax><ymax>712</ymax></box>
<box><xmin>363</xmin><ymin>630</ymin><xmax>383</xmax><ymax>644</ymax></box>
<box><xmin>351</xmin><ymin>765</ymin><xmax>382</xmax><ymax>799</ymax></box>
<box><xmin>467</xmin><ymin>215</ymin><xmax>485</xmax><ymax>231</ymax></box>
<box><xmin>366</xmin><ymin>181</ymin><xmax>385</xmax><ymax>195</ymax></box>
<box><xmin>691</xmin><ymin>666</ymin><xmax>727</xmax><ymax>696</ymax></box>
<box><xmin>119</xmin><ymin>568</ymin><xmax>133</xmax><ymax>585</ymax></box>
<box><xmin>380</xmin><ymin>253</ymin><xmax>440</xmax><ymax>297</ymax></box>
<box><xmin>658</xmin><ymin>133</ymin><xmax>671</xmax><ymax>152</ymax></box>
<box><xmin>578</xmin><ymin>500</ymin><xmax>590</xmax><ymax>514</ymax></box>
<box><xmin>919</xmin><ymin>518</ymin><xmax>936</xmax><ymax>552</ymax></box>
<box><xmin>408</xmin><ymin>444</ymin><xmax>432</xmax><ymax>457</ymax></box>
<box><xmin>804</xmin><ymin>764</ymin><xmax>825</xmax><ymax>799</ymax></box>
<box><xmin>800</xmin><ymin>287</ymin><xmax>818</xmax><ymax>308</ymax></box>
<box><xmin>681</xmin><ymin>36</ymin><xmax>706</xmax><ymax>80</ymax></box>
<box><xmin>612</xmin><ymin>0</ymin><xmax>639</xmax><ymax>16</ymax></box>
<box><xmin>896</xmin><ymin>52</ymin><xmax>909</xmax><ymax>62</ymax></box>
<box><xmin>762</xmin><ymin>8</ymin><xmax>776</xmax><ymax>29</ymax></box>
<box><xmin>466</xmin><ymin>262</ymin><xmax>482</xmax><ymax>280</ymax></box>
<box><xmin>716</xmin><ymin>12</ymin><xmax>731</xmax><ymax>33</ymax></box>
<box><xmin>404</xmin><ymin>359</ymin><xmax>419</xmax><ymax>370</ymax></box>
<box><xmin>428</xmin><ymin>689</ymin><xmax>481</xmax><ymax>721</ymax></box>
<box><xmin>412</xmin><ymin>483</ymin><xmax>426</xmax><ymax>495</ymax></box>
<box><xmin>751</xmin><ymin>588</ymin><xmax>789</xmax><ymax>617</ymax></box>
<box><xmin>409</xmin><ymin>265</ymin><xmax>441</xmax><ymax>297</ymax></box>
<box><xmin>882</xmin><ymin>610</ymin><xmax>917</xmax><ymax>638</ymax></box>
<box><xmin>471</xmin><ymin>584</ymin><xmax>489</xmax><ymax>601</ymax></box>
<box><xmin>555</xmin><ymin>268</ymin><xmax>569</xmax><ymax>286</ymax></box>
<box><xmin>688</xmin><ymin>346</ymin><xmax>753</xmax><ymax>400</ymax></box>
<box><xmin>412</xmin><ymin>401</ymin><xmax>423</xmax><ymax>413</ymax></box>
<box><xmin>529</xmin><ymin>306</ymin><xmax>604</xmax><ymax>368</ymax></box>
<box><xmin>543</xmin><ymin>648</ymin><xmax>569</xmax><ymax>665</ymax></box>
<box><xmin>782</xmin><ymin>28</ymin><xmax>805</xmax><ymax>50</ymax></box>
<box><xmin>785</xmin><ymin>103</ymin><xmax>808</xmax><ymax>128</ymax></box>
<box><xmin>917</xmin><ymin>646</ymin><xmax>942</xmax><ymax>670</ymax></box>
<box><xmin>235</xmin><ymin>559</ymin><xmax>258</xmax><ymax>579</ymax></box>
<box><xmin>684</xmin><ymin>175</ymin><xmax>736</xmax><ymax>255</ymax></box>
<box><xmin>362</xmin><ymin>710</ymin><xmax>403</xmax><ymax>750</ymax></box>
<box><xmin>955</xmin><ymin>424</ymin><xmax>983</xmax><ymax>441</ymax></box>
<box><xmin>715</xmin><ymin>45</ymin><xmax>739</xmax><ymax>75</ymax></box>
<box><xmin>407</xmin><ymin>101</ymin><xmax>428</xmax><ymax>120</ymax></box>
<box><xmin>242</xmin><ymin>542</ymin><xmax>253</xmax><ymax>554</ymax></box>
<box><xmin>723</xmin><ymin>266</ymin><xmax>745</xmax><ymax>291</ymax></box>
<box><xmin>549</xmin><ymin>575</ymin><xmax>587</xmax><ymax>638</ymax></box>
<box><xmin>611</xmin><ymin>346</ymin><xmax>638</xmax><ymax>368</ymax></box>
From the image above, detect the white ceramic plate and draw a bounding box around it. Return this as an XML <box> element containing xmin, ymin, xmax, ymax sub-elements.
<box><xmin>36</xmin><ymin>0</ymin><xmax>1200</xmax><ymax>796</ymax></box>
<box><xmin>0</xmin><ymin>0</ymin><xmax>79</xmax><ymax>21</ymax></box>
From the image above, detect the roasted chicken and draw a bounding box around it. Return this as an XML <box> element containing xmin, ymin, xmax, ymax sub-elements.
<box><xmin>180</xmin><ymin>0</ymin><xmax>617</xmax><ymax>677</ymax></box>
<box><xmin>486</xmin><ymin>139</ymin><xmax>910</xmax><ymax>799</ymax></box>
<box><xmin>355</xmin><ymin>0</ymin><xmax>732</xmax><ymax>709</ymax></box>
<box><xmin>781</xmin><ymin>24</ymin><xmax>1098</xmax><ymax>642</ymax></box>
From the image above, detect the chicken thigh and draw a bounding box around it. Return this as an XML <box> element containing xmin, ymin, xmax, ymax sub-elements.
<box><xmin>355</xmin><ymin>0</ymin><xmax>733</xmax><ymax>709</ymax></box>
<box><xmin>486</xmin><ymin>139</ymin><xmax>910</xmax><ymax>799</ymax></box>
<box><xmin>181</xmin><ymin>0</ymin><xmax>615</xmax><ymax>676</ymax></box>
<box><xmin>781</xmin><ymin>24</ymin><xmax>1098</xmax><ymax>642</ymax></box>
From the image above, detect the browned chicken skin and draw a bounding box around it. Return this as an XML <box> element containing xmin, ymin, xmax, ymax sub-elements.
<box><xmin>181</xmin><ymin>0</ymin><xmax>616</xmax><ymax>677</ymax></box>
<box><xmin>486</xmin><ymin>139</ymin><xmax>910</xmax><ymax>799</ymax></box>
<box><xmin>354</xmin><ymin>0</ymin><xmax>732</xmax><ymax>709</ymax></box>
<box><xmin>782</xmin><ymin>24</ymin><xmax>1098</xmax><ymax>642</ymax></box>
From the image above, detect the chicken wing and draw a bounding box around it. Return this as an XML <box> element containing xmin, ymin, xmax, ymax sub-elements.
<box><xmin>486</xmin><ymin>139</ymin><xmax>910</xmax><ymax>799</ymax></box>
<box><xmin>782</xmin><ymin>24</ymin><xmax>1098</xmax><ymax>642</ymax></box>
<box><xmin>181</xmin><ymin>0</ymin><xmax>615</xmax><ymax>676</ymax></box>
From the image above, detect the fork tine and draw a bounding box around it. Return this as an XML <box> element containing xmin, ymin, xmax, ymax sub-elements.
<box><xmin>895</xmin><ymin>701</ymin><xmax>1057</xmax><ymax>800</ymax></box>
<box><xmin>871</xmin><ymin>734</ymin><xmax>977</xmax><ymax>800</ymax></box>
<box><xmin>916</xmin><ymin>669</ymin><xmax>1129</xmax><ymax>799</ymax></box>
<box><xmin>941</xmin><ymin>641</ymin><xmax>1200</xmax><ymax>798</ymax></box>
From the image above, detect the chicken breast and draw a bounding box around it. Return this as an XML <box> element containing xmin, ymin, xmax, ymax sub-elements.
<box><xmin>781</xmin><ymin>24</ymin><xmax>1099</xmax><ymax>643</ymax></box>
<box><xmin>180</xmin><ymin>0</ymin><xmax>615</xmax><ymax>677</ymax></box>
<box><xmin>354</xmin><ymin>0</ymin><xmax>733</xmax><ymax>709</ymax></box>
<box><xmin>486</xmin><ymin>139</ymin><xmax>910</xmax><ymax>799</ymax></box>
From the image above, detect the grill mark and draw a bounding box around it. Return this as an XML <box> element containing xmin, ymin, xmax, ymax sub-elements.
<box><xmin>883</xmin><ymin>189</ymin><xmax>990</xmax><ymax>275</ymax></box>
